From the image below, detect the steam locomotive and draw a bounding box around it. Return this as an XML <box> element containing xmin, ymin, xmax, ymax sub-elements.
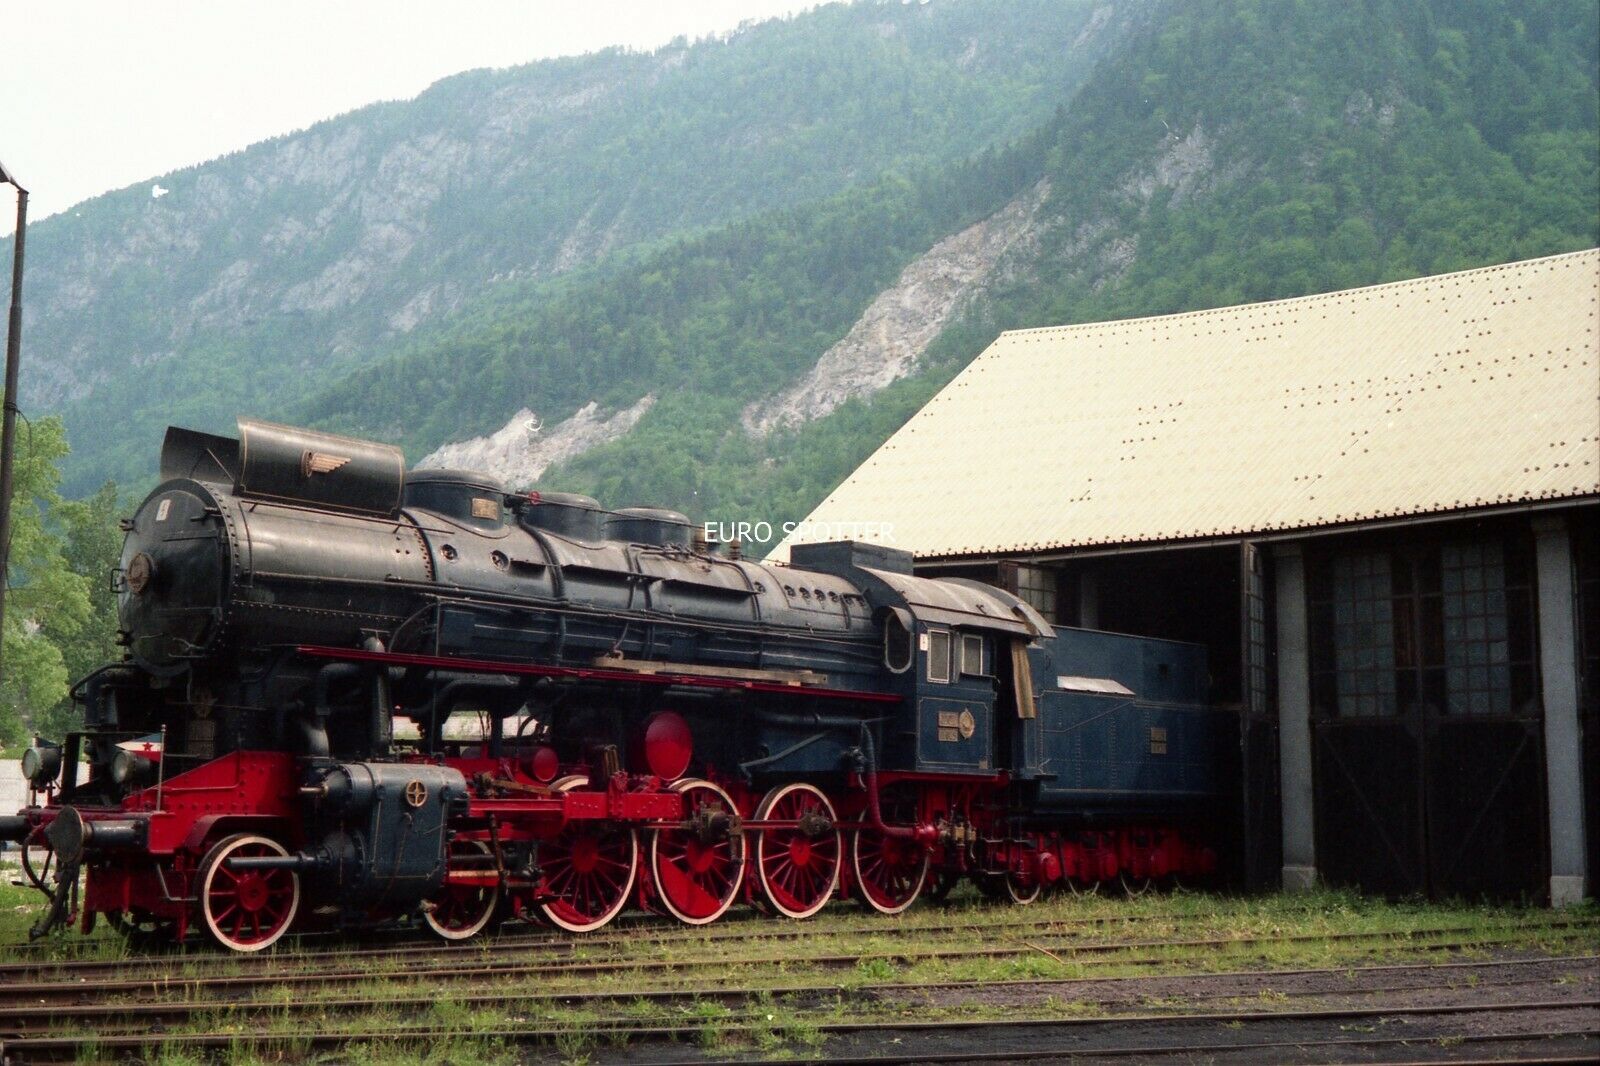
<box><xmin>4</xmin><ymin>418</ymin><xmax>1220</xmax><ymax>951</ymax></box>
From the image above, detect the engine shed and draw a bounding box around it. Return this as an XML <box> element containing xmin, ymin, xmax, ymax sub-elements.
<box><xmin>776</xmin><ymin>248</ymin><xmax>1599</xmax><ymax>905</ymax></box>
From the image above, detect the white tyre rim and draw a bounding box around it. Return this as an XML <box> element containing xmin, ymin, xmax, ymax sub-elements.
<box><xmin>851</xmin><ymin>829</ymin><xmax>929</xmax><ymax>916</ymax></box>
<box><xmin>198</xmin><ymin>834</ymin><xmax>300</xmax><ymax>953</ymax></box>
<box><xmin>753</xmin><ymin>783</ymin><xmax>841</xmax><ymax>920</ymax></box>
<box><xmin>424</xmin><ymin>839</ymin><xmax>501</xmax><ymax>941</ymax></box>
<box><xmin>649</xmin><ymin>779</ymin><xmax>745</xmax><ymax>926</ymax></box>
<box><xmin>536</xmin><ymin>777</ymin><xmax>638</xmax><ymax>933</ymax></box>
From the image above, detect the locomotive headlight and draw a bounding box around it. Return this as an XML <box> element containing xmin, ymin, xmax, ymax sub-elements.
<box><xmin>21</xmin><ymin>744</ymin><xmax>61</xmax><ymax>788</ymax></box>
<box><xmin>111</xmin><ymin>750</ymin><xmax>155</xmax><ymax>787</ymax></box>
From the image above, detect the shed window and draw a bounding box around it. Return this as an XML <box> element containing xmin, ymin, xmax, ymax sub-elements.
<box><xmin>1329</xmin><ymin>552</ymin><xmax>1398</xmax><ymax>717</ymax></box>
<box><xmin>1014</xmin><ymin>565</ymin><xmax>1057</xmax><ymax>623</ymax></box>
<box><xmin>961</xmin><ymin>633</ymin><xmax>986</xmax><ymax>676</ymax></box>
<box><xmin>1440</xmin><ymin>540</ymin><xmax>1533</xmax><ymax>716</ymax></box>
<box><xmin>927</xmin><ymin>629</ymin><xmax>951</xmax><ymax>683</ymax></box>
<box><xmin>1309</xmin><ymin>535</ymin><xmax>1537</xmax><ymax>718</ymax></box>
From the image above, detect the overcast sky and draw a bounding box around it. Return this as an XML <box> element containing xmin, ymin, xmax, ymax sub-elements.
<box><xmin>0</xmin><ymin>0</ymin><xmax>819</xmax><ymax>235</ymax></box>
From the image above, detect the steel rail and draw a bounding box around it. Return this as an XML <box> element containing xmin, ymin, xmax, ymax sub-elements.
<box><xmin>3</xmin><ymin>915</ymin><xmax>1591</xmax><ymax>991</ymax></box>
<box><xmin>0</xmin><ymin>891</ymin><xmax>1406</xmax><ymax>974</ymax></box>
<box><xmin>1</xmin><ymin>996</ymin><xmax>1594</xmax><ymax>1060</ymax></box>
<box><xmin>2</xmin><ymin>954</ymin><xmax>1591</xmax><ymax>1037</ymax></box>
<box><xmin>3</xmin><ymin>922</ymin><xmax>1594</xmax><ymax>1007</ymax></box>
<box><xmin>13</xmin><ymin>901</ymin><xmax>1575</xmax><ymax>985</ymax></box>
<box><xmin>708</xmin><ymin>1031</ymin><xmax>1600</xmax><ymax>1066</ymax></box>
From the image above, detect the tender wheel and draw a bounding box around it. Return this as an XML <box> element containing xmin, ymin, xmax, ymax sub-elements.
<box><xmin>1120</xmin><ymin>873</ymin><xmax>1155</xmax><ymax>897</ymax></box>
<box><xmin>424</xmin><ymin>838</ymin><xmax>502</xmax><ymax>941</ymax></box>
<box><xmin>753</xmin><ymin>783</ymin><xmax>841</xmax><ymax>920</ymax></box>
<box><xmin>976</xmin><ymin>864</ymin><xmax>1043</xmax><ymax>905</ymax></box>
<box><xmin>196</xmin><ymin>834</ymin><xmax>300</xmax><ymax>952</ymax></box>
<box><xmin>650</xmin><ymin>779</ymin><xmax>744</xmax><ymax>926</ymax></box>
<box><xmin>1004</xmin><ymin>871</ymin><xmax>1042</xmax><ymax>905</ymax></box>
<box><xmin>536</xmin><ymin>778</ymin><xmax>639</xmax><ymax>933</ymax></box>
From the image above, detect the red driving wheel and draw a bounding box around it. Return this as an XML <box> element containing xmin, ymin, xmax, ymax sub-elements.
<box><xmin>536</xmin><ymin>777</ymin><xmax>639</xmax><ymax>933</ymax></box>
<box><xmin>649</xmin><ymin>779</ymin><xmax>745</xmax><ymax>925</ymax></box>
<box><xmin>753</xmin><ymin>783</ymin><xmax>841</xmax><ymax>920</ymax></box>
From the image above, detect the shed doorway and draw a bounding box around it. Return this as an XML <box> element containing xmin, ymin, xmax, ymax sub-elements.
<box><xmin>1306</xmin><ymin>526</ymin><xmax>1548</xmax><ymax>899</ymax></box>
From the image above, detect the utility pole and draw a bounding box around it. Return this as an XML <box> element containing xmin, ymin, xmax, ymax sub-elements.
<box><xmin>0</xmin><ymin>159</ymin><xmax>29</xmax><ymax>686</ymax></box>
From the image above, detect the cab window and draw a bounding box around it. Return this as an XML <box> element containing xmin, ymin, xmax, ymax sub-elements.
<box><xmin>961</xmin><ymin>633</ymin><xmax>986</xmax><ymax>676</ymax></box>
<box><xmin>884</xmin><ymin>610</ymin><xmax>914</xmax><ymax>673</ymax></box>
<box><xmin>927</xmin><ymin>629</ymin><xmax>951</xmax><ymax>683</ymax></box>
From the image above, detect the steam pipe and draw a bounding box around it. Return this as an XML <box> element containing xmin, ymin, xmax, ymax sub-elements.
<box><xmin>733</xmin><ymin>709</ymin><xmax>881</xmax><ymax>777</ymax></box>
<box><xmin>856</xmin><ymin>724</ymin><xmax>936</xmax><ymax>845</ymax></box>
<box><xmin>298</xmin><ymin>714</ymin><xmax>330</xmax><ymax>758</ymax></box>
<box><xmin>314</xmin><ymin>662</ymin><xmax>363</xmax><ymax>713</ymax></box>
<box><xmin>736</xmin><ymin>731</ymin><xmax>829</xmax><ymax>776</ymax></box>
<box><xmin>300</xmin><ymin>661</ymin><xmax>361</xmax><ymax>756</ymax></box>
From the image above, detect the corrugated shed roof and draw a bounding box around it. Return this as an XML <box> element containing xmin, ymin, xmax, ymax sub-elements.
<box><xmin>773</xmin><ymin>249</ymin><xmax>1600</xmax><ymax>562</ymax></box>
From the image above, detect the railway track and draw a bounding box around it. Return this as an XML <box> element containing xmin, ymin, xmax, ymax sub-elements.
<box><xmin>1</xmin><ymin>895</ymin><xmax>1592</xmax><ymax>1065</ymax></box>
<box><xmin>2</xmin><ymin>907</ymin><xmax>1591</xmax><ymax>993</ymax></box>
<box><xmin>0</xmin><ymin>890</ymin><xmax>1348</xmax><ymax>962</ymax></box>
<box><xmin>1</xmin><ymin>884</ymin><xmax>1510</xmax><ymax>962</ymax></box>
<box><xmin>3</xmin><ymin>917</ymin><xmax>1593</xmax><ymax>1008</ymax></box>
<box><xmin>0</xmin><ymin>954</ymin><xmax>1590</xmax><ymax>1037</ymax></box>
<box><xmin>0</xmin><ymin>898</ymin><xmax>1279</xmax><ymax>975</ymax></box>
<box><xmin>2</xmin><ymin>990</ymin><xmax>1593</xmax><ymax>1063</ymax></box>
<box><xmin>765</xmin><ymin>1013</ymin><xmax>1599</xmax><ymax>1066</ymax></box>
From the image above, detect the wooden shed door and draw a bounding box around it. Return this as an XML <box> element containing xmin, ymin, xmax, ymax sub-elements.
<box><xmin>1308</xmin><ymin>533</ymin><xmax>1547</xmax><ymax>899</ymax></box>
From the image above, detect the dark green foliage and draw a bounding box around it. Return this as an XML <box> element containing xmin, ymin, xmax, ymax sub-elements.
<box><xmin>1020</xmin><ymin>0</ymin><xmax>1598</xmax><ymax>323</ymax></box>
<box><xmin>0</xmin><ymin>419</ymin><xmax>93</xmax><ymax>748</ymax></box>
<box><xmin>36</xmin><ymin>482</ymin><xmax>123</xmax><ymax>739</ymax></box>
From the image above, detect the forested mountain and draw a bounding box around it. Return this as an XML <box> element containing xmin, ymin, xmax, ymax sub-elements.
<box><xmin>302</xmin><ymin>0</ymin><xmax>1599</xmax><ymax>543</ymax></box>
<box><xmin>13</xmin><ymin>0</ymin><xmax>1137</xmax><ymax>494</ymax></box>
